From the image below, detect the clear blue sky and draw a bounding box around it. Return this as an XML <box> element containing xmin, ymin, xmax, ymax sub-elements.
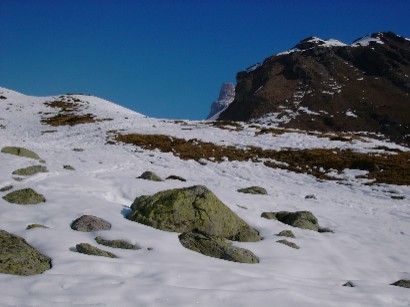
<box><xmin>1</xmin><ymin>1</ymin><xmax>409</xmax><ymax>119</ymax></box>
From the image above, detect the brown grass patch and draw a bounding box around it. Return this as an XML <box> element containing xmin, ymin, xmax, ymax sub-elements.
<box><xmin>115</xmin><ymin>133</ymin><xmax>410</xmax><ymax>185</ymax></box>
<box><xmin>41</xmin><ymin>99</ymin><xmax>112</xmax><ymax>127</ymax></box>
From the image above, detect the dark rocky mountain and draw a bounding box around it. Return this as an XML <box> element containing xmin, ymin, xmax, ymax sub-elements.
<box><xmin>218</xmin><ymin>32</ymin><xmax>410</xmax><ymax>145</ymax></box>
<box><xmin>207</xmin><ymin>82</ymin><xmax>235</xmax><ymax>119</ymax></box>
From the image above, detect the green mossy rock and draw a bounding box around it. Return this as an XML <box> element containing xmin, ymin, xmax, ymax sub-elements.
<box><xmin>138</xmin><ymin>171</ymin><xmax>163</xmax><ymax>181</ymax></box>
<box><xmin>179</xmin><ymin>231</ymin><xmax>259</xmax><ymax>264</ymax></box>
<box><xmin>277</xmin><ymin>230</ymin><xmax>296</xmax><ymax>238</ymax></box>
<box><xmin>2</xmin><ymin>188</ymin><xmax>46</xmax><ymax>205</ymax></box>
<box><xmin>76</xmin><ymin>243</ymin><xmax>117</xmax><ymax>258</ymax></box>
<box><xmin>12</xmin><ymin>165</ymin><xmax>48</xmax><ymax>176</ymax></box>
<box><xmin>1</xmin><ymin>146</ymin><xmax>41</xmax><ymax>160</ymax></box>
<box><xmin>0</xmin><ymin>229</ymin><xmax>52</xmax><ymax>275</ymax></box>
<box><xmin>0</xmin><ymin>185</ymin><xmax>13</xmax><ymax>192</ymax></box>
<box><xmin>95</xmin><ymin>236</ymin><xmax>138</xmax><ymax>250</ymax></box>
<box><xmin>391</xmin><ymin>279</ymin><xmax>410</xmax><ymax>289</ymax></box>
<box><xmin>27</xmin><ymin>224</ymin><xmax>49</xmax><ymax>230</ymax></box>
<box><xmin>261</xmin><ymin>211</ymin><xmax>319</xmax><ymax>231</ymax></box>
<box><xmin>277</xmin><ymin>239</ymin><xmax>300</xmax><ymax>249</ymax></box>
<box><xmin>128</xmin><ymin>185</ymin><xmax>261</xmax><ymax>242</ymax></box>
<box><xmin>237</xmin><ymin>186</ymin><xmax>267</xmax><ymax>195</ymax></box>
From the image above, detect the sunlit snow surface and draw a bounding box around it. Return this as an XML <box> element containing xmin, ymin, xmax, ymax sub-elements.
<box><xmin>0</xmin><ymin>87</ymin><xmax>409</xmax><ymax>306</ymax></box>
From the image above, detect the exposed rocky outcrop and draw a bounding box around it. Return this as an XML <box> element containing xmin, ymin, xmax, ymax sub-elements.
<box><xmin>0</xmin><ymin>230</ymin><xmax>52</xmax><ymax>275</ymax></box>
<box><xmin>207</xmin><ymin>83</ymin><xmax>235</xmax><ymax>119</ymax></box>
<box><xmin>2</xmin><ymin>188</ymin><xmax>46</xmax><ymax>205</ymax></box>
<box><xmin>218</xmin><ymin>32</ymin><xmax>410</xmax><ymax>145</ymax></box>
<box><xmin>179</xmin><ymin>230</ymin><xmax>258</xmax><ymax>263</ymax></box>
<box><xmin>71</xmin><ymin>215</ymin><xmax>111</xmax><ymax>232</ymax></box>
<box><xmin>391</xmin><ymin>279</ymin><xmax>410</xmax><ymax>289</ymax></box>
<box><xmin>262</xmin><ymin>211</ymin><xmax>319</xmax><ymax>231</ymax></box>
<box><xmin>128</xmin><ymin>185</ymin><xmax>261</xmax><ymax>242</ymax></box>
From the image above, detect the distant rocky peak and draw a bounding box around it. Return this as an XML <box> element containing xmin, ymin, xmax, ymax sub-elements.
<box><xmin>293</xmin><ymin>36</ymin><xmax>347</xmax><ymax>50</ymax></box>
<box><xmin>207</xmin><ymin>83</ymin><xmax>235</xmax><ymax>120</ymax></box>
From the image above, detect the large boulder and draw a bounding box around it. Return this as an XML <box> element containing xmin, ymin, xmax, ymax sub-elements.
<box><xmin>0</xmin><ymin>230</ymin><xmax>52</xmax><ymax>275</ymax></box>
<box><xmin>128</xmin><ymin>185</ymin><xmax>261</xmax><ymax>242</ymax></box>
<box><xmin>2</xmin><ymin>188</ymin><xmax>46</xmax><ymax>205</ymax></box>
<box><xmin>179</xmin><ymin>231</ymin><xmax>258</xmax><ymax>263</ymax></box>
<box><xmin>261</xmin><ymin>211</ymin><xmax>319</xmax><ymax>231</ymax></box>
<box><xmin>71</xmin><ymin>215</ymin><xmax>111</xmax><ymax>232</ymax></box>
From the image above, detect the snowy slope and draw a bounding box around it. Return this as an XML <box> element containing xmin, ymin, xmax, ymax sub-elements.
<box><xmin>0</xmin><ymin>87</ymin><xmax>409</xmax><ymax>306</ymax></box>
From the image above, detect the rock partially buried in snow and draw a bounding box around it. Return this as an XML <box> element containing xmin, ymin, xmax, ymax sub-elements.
<box><xmin>128</xmin><ymin>185</ymin><xmax>261</xmax><ymax>242</ymax></box>
<box><xmin>76</xmin><ymin>243</ymin><xmax>117</xmax><ymax>258</ymax></box>
<box><xmin>95</xmin><ymin>236</ymin><xmax>138</xmax><ymax>250</ymax></box>
<box><xmin>2</xmin><ymin>188</ymin><xmax>46</xmax><ymax>205</ymax></box>
<box><xmin>237</xmin><ymin>186</ymin><xmax>267</xmax><ymax>195</ymax></box>
<box><xmin>27</xmin><ymin>224</ymin><xmax>49</xmax><ymax>230</ymax></box>
<box><xmin>261</xmin><ymin>211</ymin><xmax>319</xmax><ymax>231</ymax></box>
<box><xmin>391</xmin><ymin>279</ymin><xmax>410</xmax><ymax>289</ymax></box>
<box><xmin>138</xmin><ymin>171</ymin><xmax>164</xmax><ymax>181</ymax></box>
<box><xmin>0</xmin><ymin>229</ymin><xmax>52</xmax><ymax>275</ymax></box>
<box><xmin>1</xmin><ymin>146</ymin><xmax>41</xmax><ymax>160</ymax></box>
<box><xmin>277</xmin><ymin>230</ymin><xmax>296</xmax><ymax>238</ymax></box>
<box><xmin>179</xmin><ymin>230</ymin><xmax>259</xmax><ymax>264</ymax></box>
<box><xmin>12</xmin><ymin>165</ymin><xmax>48</xmax><ymax>176</ymax></box>
<box><xmin>277</xmin><ymin>239</ymin><xmax>300</xmax><ymax>249</ymax></box>
<box><xmin>71</xmin><ymin>215</ymin><xmax>111</xmax><ymax>232</ymax></box>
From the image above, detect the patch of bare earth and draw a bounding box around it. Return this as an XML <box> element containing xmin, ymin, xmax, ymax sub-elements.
<box><xmin>114</xmin><ymin>133</ymin><xmax>410</xmax><ymax>185</ymax></box>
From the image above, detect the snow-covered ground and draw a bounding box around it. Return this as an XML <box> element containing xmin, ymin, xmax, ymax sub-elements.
<box><xmin>0</xmin><ymin>87</ymin><xmax>409</xmax><ymax>306</ymax></box>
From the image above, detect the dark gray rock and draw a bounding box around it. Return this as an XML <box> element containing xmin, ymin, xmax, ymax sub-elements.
<box><xmin>71</xmin><ymin>215</ymin><xmax>111</xmax><ymax>232</ymax></box>
<box><xmin>179</xmin><ymin>230</ymin><xmax>258</xmax><ymax>263</ymax></box>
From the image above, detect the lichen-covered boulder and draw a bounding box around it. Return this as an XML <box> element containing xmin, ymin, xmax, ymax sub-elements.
<box><xmin>277</xmin><ymin>230</ymin><xmax>296</xmax><ymax>238</ymax></box>
<box><xmin>138</xmin><ymin>171</ymin><xmax>163</xmax><ymax>181</ymax></box>
<box><xmin>179</xmin><ymin>231</ymin><xmax>259</xmax><ymax>263</ymax></box>
<box><xmin>95</xmin><ymin>236</ymin><xmax>138</xmax><ymax>250</ymax></box>
<box><xmin>391</xmin><ymin>279</ymin><xmax>410</xmax><ymax>289</ymax></box>
<box><xmin>76</xmin><ymin>243</ymin><xmax>117</xmax><ymax>258</ymax></box>
<box><xmin>1</xmin><ymin>146</ymin><xmax>41</xmax><ymax>160</ymax></box>
<box><xmin>0</xmin><ymin>230</ymin><xmax>52</xmax><ymax>275</ymax></box>
<box><xmin>71</xmin><ymin>215</ymin><xmax>111</xmax><ymax>232</ymax></box>
<box><xmin>12</xmin><ymin>165</ymin><xmax>48</xmax><ymax>176</ymax></box>
<box><xmin>237</xmin><ymin>186</ymin><xmax>267</xmax><ymax>195</ymax></box>
<box><xmin>276</xmin><ymin>239</ymin><xmax>300</xmax><ymax>249</ymax></box>
<box><xmin>261</xmin><ymin>211</ymin><xmax>319</xmax><ymax>231</ymax></box>
<box><xmin>128</xmin><ymin>185</ymin><xmax>261</xmax><ymax>242</ymax></box>
<box><xmin>2</xmin><ymin>188</ymin><xmax>46</xmax><ymax>205</ymax></box>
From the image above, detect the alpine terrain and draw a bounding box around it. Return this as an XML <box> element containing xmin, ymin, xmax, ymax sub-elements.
<box><xmin>218</xmin><ymin>32</ymin><xmax>410</xmax><ymax>146</ymax></box>
<box><xmin>1</xmin><ymin>34</ymin><xmax>410</xmax><ymax>306</ymax></box>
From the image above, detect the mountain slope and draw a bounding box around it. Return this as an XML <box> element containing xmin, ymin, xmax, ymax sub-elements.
<box><xmin>0</xmin><ymin>87</ymin><xmax>409</xmax><ymax>306</ymax></box>
<box><xmin>218</xmin><ymin>32</ymin><xmax>410</xmax><ymax>146</ymax></box>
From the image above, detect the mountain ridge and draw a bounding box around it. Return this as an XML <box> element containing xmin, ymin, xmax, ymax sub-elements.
<box><xmin>218</xmin><ymin>31</ymin><xmax>410</xmax><ymax>146</ymax></box>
